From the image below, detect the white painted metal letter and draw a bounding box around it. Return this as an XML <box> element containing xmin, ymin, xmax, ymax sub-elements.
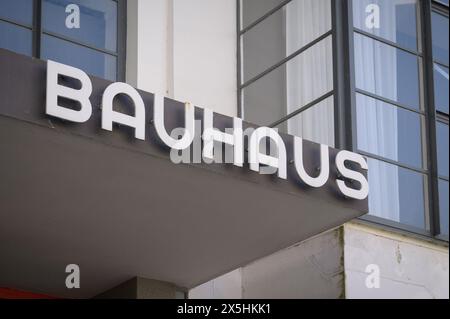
<box><xmin>101</xmin><ymin>82</ymin><xmax>146</xmax><ymax>140</ymax></box>
<box><xmin>335</xmin><ymin>150</ymin><xmax>369</xmax><ymax>200</ymax></box>
<box><xmin>46</xmin><ymin>60</ymin><xmax>92</xmax><ymax>122</ymax></box>
<box><xmin>203</xmin><ymin>108</ymin><xmax>244</xmax><ymax>166</ymax></box>
<box><xmin>249</xmin><ymin>127</ymin><xmax>287</xmax><ymax>179</ymax></box>
<box><xmin>294</xmin><ymin>137</ymin><xmax>329</xmax><ymax>187</ymax></box>
<box><xmin>153</xmin><ymin>94</ymin><xmax>195</xmax><ymax>150</ymax></box>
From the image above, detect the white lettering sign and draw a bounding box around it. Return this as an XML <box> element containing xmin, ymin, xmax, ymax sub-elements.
<box><xmin>45</xmin><ymin>60</ymin><xmax>369</xmax><ymax>200</ymax></box>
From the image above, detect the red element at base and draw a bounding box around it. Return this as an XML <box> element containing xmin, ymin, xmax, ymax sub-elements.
<box><xmin>0</xmin><ymin>287</ymin><xmax>58</xmax><ymax>299</ymax></box>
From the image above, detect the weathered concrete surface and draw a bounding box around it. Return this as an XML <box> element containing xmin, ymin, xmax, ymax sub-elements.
<box><xmin>344</xmin><ymin>223</ymin><xmax>449</xmax><ymax>299</ymax></box>
<box><xmin>96</xmin><ymin>277</ymin><xmax>185</xmax><ymax>299</ymax></box>
<box><xmin>190</xmin><ymin>228</ymin><xmax>345</xmax><ymax>299</ymax></box>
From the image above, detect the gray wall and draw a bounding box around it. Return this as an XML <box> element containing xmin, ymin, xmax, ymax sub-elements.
<box><xmin>190</xmin><ymin>228</ymin><xmax>344</xmax><ymax>299</ymax></box>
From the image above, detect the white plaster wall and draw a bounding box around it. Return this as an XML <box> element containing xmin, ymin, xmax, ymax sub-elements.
<box><xmin>344</xmin><ymin>223</ymin><xmax>449</xmax><ymax>299</ymax></box>
<box><xmin>190</xmin><ymin>223</ymin><xmax>449</xmax><ymax>299</ymax></box>
<box><xmin>172</xmin><ymin>0</ymin><xmax>237</xmax><ymax>117</ymax></box>
<box><xmin>241</xmin><ymin>228</ymin><xmax>344</xmax><ymax>299</ymax></box>
<box><xmin>189</xmin><ymin>269</ymin><xmax>242</xmax><ymax>299</ymax></box>
<box><xmin>189</xmin><ymin>229</ymin><xmax>344</xmax><ymax>299</ymax></box>
<box><xmin>126</xmin><ymin>0</ymin><xmax>237</xmax><ymax>117</ymax></box>
<box><xmin>126</xmin><ymin>0</ymin><xmax>171</xmax><ymax>96</ymax></box>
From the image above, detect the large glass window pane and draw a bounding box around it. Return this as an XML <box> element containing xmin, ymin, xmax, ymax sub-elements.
<box><xmin>0</xmin><ymin>20</ymin><xmax>32</xmax><ymax>56</ymax></box>
<box><xmin>353</xmin><ymin>0</ymin><xmax>419</xmax><ymax>52</ymax></box>
<box><xmin>367</xmin><ymin>158</ymin><xmax>427</xmax><ymax>230</ymax></box>
<box><xmin>439</xmin><ymin>179</ymin><xmax>449</xmax><ymax>237</ymax></box>
<box><xmin>0</xmin><ymin>0</ymin><xmax>33</xmax><ymax>26</ymax></box>
<box><xmin>42</xmin><ymin>0</ymin><xmax>117</xmax><ymax>52</ymax></box>
<box><xmin>41</xmin><ymin>34</ymin><xmax>116</xmax><ymax>81</ymax></box>
<box><xmin>354</xmin><ymin>33</ymin><xmax>421</xmax><ymax>110</ymax></box>
<box><xmin>434</xmin><ymin>64</ymin><xmax>449</xmax><ymax>114</ymax></box>
<box><xmin>356</xmin><ymin>93</ymin><xmax>424</xmax><ymax>169</ymax></box>
<box><xmin>240</xmin><ymin>0</ymin><xmax>285</xmax><ymax>29</ymax></box>
<box><xmin>286</xmin><ymin>36</ymin><xmax>333</xmax><ymax>116</ymax></box>
<box><xmin>275</xmin><ymin>95</ymin><xmax>335</xmax><ymax>146</ymax></box>
<box><xmin>243</xmin><ymin>63</ymin><xmax>287</xmax><ymax>126</ymax></box>
<box><xmin>243</xmin><ymin>36</ymin><xmax>333</xmax><ymax>125</ymax></box>
<box><xmin>242</xmin><ymin>0</ymin><xmax>331</xmax><ymax>82</ymax></box>
<box><xmin>431</xmin><ymin>11</ymin><xmax>449</xmax><ymax>65</ymax></box>
<box><xmin>436</xmin><ymin>122</ymin><xmax>449</xmax><ymax>178</ymax></box>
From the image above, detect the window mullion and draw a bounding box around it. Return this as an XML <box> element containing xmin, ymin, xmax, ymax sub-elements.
<box><xmin>32</xmin><ymin>0</ymin><xmax>42</xmax><ymax>59</ymax></box>
<box><xmin>421</xmin><ymin>0</ymin><xmax>441</xmax><ymax>237</ymax></box>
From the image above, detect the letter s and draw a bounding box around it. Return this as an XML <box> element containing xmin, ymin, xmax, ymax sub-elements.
<box><xmin>335</xmin><ymin>150</ymin><xmax>369</xmax><ymax>200</ymax></box>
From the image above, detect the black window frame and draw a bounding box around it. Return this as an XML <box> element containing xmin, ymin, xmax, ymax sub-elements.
<box><xmin>237</xmin><ymin>0</ymin><xmax>449</xmax><ymax>244</ymax></box>
<box><xmin>236</xmin><ymin>0</ymin><xmax>336</xmax><ymax>138</ymax></box>
<box><xmin>428</xmin><ymin>0</ymin><xmax>449</xmax><ymax>241</ymax></box>
<box><xmin>337</xmin><ymin>0</ymin><xmax>448</xmax><ymax>243</ymax></box>
<box><xmin>0</xmin><ymin>0</ymin><xmax>126</xmax><ymax>81</ymax></box>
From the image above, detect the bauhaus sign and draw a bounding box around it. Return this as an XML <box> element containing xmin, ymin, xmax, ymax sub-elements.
<box><xmin>0</xmin><ymin>48</ymin><xmax>368</xmax><ymax>295</ymax></box>
<box><xmin>46</xmin><ymin>60</ymin><xmax>369</xmax><ymax>201</ymax></box>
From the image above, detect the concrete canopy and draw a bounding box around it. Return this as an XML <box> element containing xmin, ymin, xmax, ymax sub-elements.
<box><xmin>0</xmin><ymin>49</ymin><xmax>367</xmax><ymax>298</ymax></box>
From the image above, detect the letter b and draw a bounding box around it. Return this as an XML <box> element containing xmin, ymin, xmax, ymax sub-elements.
<box><xmin>46</xmin><ymin>60</ymin><xmax>92</xmax><ymax>123</ymax></box>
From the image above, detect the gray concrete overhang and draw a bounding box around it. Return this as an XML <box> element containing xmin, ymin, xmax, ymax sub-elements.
<box><xmin>0</xmin><ymin>49</ymin><xmax>367</xmax><ymax>298</ymax></box>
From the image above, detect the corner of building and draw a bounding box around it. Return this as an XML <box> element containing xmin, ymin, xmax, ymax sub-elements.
<box><xmin>343</xmin><ymin>222</ymin><xmax>449</xmax><ymax>299</ymax></box>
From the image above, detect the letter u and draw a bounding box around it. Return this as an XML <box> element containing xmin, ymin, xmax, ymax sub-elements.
<box><xmin>294</xmin><ymin>137</ymin><xmax>329</xmax><ymax>188</ymax></box>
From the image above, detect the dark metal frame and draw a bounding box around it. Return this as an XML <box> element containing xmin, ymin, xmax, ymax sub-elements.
<box><xmin>236</xmin><ymin>0</ymin><xmax>335</xmax><ymax>130</ymax></box>
<box><xmin>236</xmin><ymin>0</ymin><xmax>449</xmax><ymax>243</ymax></box>
<box><xmin>422</xmin><ymin>0</ymin><xmax>441</xmax><ymax>239</ymax></box>
<box><xmin>116</xmin><ymin>0</ymin><xmax>127</xmax><ymax>82</ymax></box>
<box><xmin>0</xmin><ymin>0</ymin><xmax>126</xmax><ymax>81</ymax></box>
<box><xmin>342</xmin><ymin>0</ymin><xmax>448</xmax><ymax>243</ymax></box>
<box><xmin>332</xmin><ymin>0</ymin><xmax>354</xmax><ymax>150</ymax></box>
<box><xmin>423</xmin><ymin>1</ymin><xmax>449</xmax><ymax>241</ymax></box>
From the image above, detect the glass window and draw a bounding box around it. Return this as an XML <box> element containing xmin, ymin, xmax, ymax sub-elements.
<box><xmin>432</xmin><ymin>11</ymin><xmax>449</xmax><ymax>65</ymax></box>
<box><xmin>434</xmin><ymin>64</ymin><xmax>449</xmax><ymax>114</ymax></box>
<box><xmin>349</xmin><ymin>0</ymin><xmax>448</xmax><ymax>239</ymax></box>
<box><xmin>0</xmin><ymin>0</ymin><xmax>33</xmax><ymax>26</ymax></box>
<box><xmin>242</xmin><ymin>0</ymin><xmax>331</xmax><ymax>82</ymax></box>
<box><xmin>243</xmin><ymin>63</ymin><xmax>288</xmax><ymax>126</ymax></box>
<box><xmin>41</xmin><ymin>34</ymin><xmax>116</xmax><ymax>81</ymax></box>
<box><xmin>439</xmin><ymin>179</ymin><xmax>449</xmax><ymax>237</ymax></box>
<box><xmin>436</xmin><ymin>122</ymin><xmax>449</xmax><ymax>178</ymax></box>
<box><xmin>276</xmin><ymin>95</ymin><xmax>335</xmax><ymax>146</ymax></box>
<box><xmin>240</xmin><ymin>0</ymin><xmax>285</xmax><ymax>29</ymax></box>
<box><xmin>353</xmin><ymin>0</ymin><xmax>419</xmax><ymax>52</ymax></box>
<box><xmin>356</xmin><ymin>93</ymin><xmax>424</xmax><ymax>169</ymax></box>
<box><xmin>354</xmin><ymin>33</ymin><xmax>421</xmax><ymax>110</ymax></box>
<box><xmin>367</xmin><ymin>158</ymin><xmax>427</xmax><ymax>230</ymax></box>
<box><xmin>0</xmin><ymin>0</ymin><xmax>122</xmax><ymax>81</ymax></box>
<box><xmin>243</xmin><ymin>36</ymin><xmax>333</xmax><ymax>125</ymax></box>
<box><xmin>42</xmin><ymin>0</ymin><xmax>117</xmax><ymax>52</ymax></box>
<box><xmin>0</xmin><ymin>20</ymin><xmax>32</xmax><ymax>56</ymax></box>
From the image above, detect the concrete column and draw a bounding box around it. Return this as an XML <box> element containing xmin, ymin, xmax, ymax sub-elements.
<box><xmin>126</xmin><ymin>0</ymin><xmax>237</xmax><ymax>117</ymax></box>
<box><xmin>126</xmin><ymin>0</ymin><xmax>173</xmax><ymax>96</ymax></box>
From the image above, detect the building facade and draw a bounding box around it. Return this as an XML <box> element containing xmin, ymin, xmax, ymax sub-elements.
<box><xmin>0</xmin><ymin>0</ymin><xmax>448</xmax><ymax>298</ymax></box>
